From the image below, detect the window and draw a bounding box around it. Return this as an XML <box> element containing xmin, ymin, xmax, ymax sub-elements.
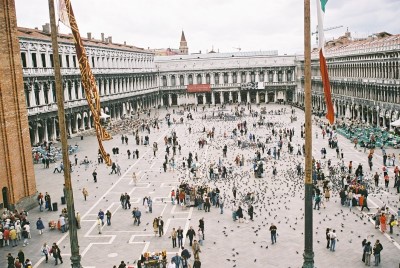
<box><xmin>206</xmin><ymin>74</ymin><xmax>210</xmax><ymax>84</ymax></box>
<box><xmin>59</xmin><ymin>55</ymin><xmax>63</xmax><ymax>67</ymax></box>
<box><xmin>197</xmin><ymin>74</ymin><xmax>202</xmax><ymax>84</ymax></box>
<box><xmin>224</xmin><ymin>73</ymin><xmax>228</xmax><ymax>84</ymax></box>
<box><xmin>72</xmin><ymin>56</ymin><xmax>77</xmax><ymax>68</ymax></box>
<box><xmin>162</xmin><ymin>76</ymin><xmax>167</xmax><ymax>87</ymax></box>
<box><xmin>31</xmin><ymin>53</ymin><xmax>37</xmax><ymax>68</ymax></box>
<box><xmin>92</xmin><ymin>57</ymin><xmax>95</xmax><ymax>68</ymax></box>
<box><xmin>21</xmin><ymin>53</ymin><xmax>27</xmax><ymax>67</ymax></box>
<box><xmin>188</xmin><ymin>75</ymin><xmax>193</xmax><ymax>85</ymax></box>
<box><xmin>171</xmin><ymin>76</ymin><xmax>176</xmax><ymax>86</ymax></box>
<box><xmin>233</xmin><ymin>73</ymin><xmax>237</xmax><ymax>83</ymax></box>
<box><xmin>66</xmin><ymin>55</ymin><xmax>70</xmax><ymax>68</ymax></box>
<box><xmin>179</xmin><ymin>75</ymin><xmax>184</xmax><ymax>85</ymax></box>
<box><xmin>41</xmin><ymin>54</ymin><xmax>46</xmax><ymax>68</ymax></box>
<box><xmin>50</xmin><ymin>54</ymin><xmax>54</xmax><ymax>67</ymax></box>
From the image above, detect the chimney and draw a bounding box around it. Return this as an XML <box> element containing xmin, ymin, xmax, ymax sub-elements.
<box><xmin>101</xmin><ymin>33</ymin><xmax>105</xmax><ymax>42</ymax></box>
<box><xmin>42</xmin><ymin>23</ymin><xmax>50</xmax><ymax>34</ymax></box>
<box><xmin>87</xmin><ymin>32</ymin><xmax>92</xmax><ymax>39</ymax></box>
<box><xmin>108</xmin><ymin>36</ymin><xmax>112</xmax><ymax>43</ymax></box>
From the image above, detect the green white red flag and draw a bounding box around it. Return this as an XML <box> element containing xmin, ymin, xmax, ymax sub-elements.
<box><xmin>316</xmin><ymin>0</ymin><xmax>334</xmax><ymax>125</ymax></box>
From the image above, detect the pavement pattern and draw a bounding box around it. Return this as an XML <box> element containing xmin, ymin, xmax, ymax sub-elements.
<box><xmin>1</xmin><ymin>103</ymin><xmax>399</xmax><ymax>268</ymax></box>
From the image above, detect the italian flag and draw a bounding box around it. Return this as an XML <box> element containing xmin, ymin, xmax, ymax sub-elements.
<box><xmin>316</xmin><ymin>0</ymin><xmax>334</xmax><ymax>125</ymax></box>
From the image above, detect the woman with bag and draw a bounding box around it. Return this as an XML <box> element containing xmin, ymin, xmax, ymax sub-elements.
<box><xmin>41</xmin><ymin>243</ymin><xmax>50</xmax><ymax>263</ymax></box>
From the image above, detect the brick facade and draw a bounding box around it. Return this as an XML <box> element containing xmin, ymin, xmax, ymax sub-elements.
<box><xmin>0</xmin><ymin>0</ymin><xmax>37</xmax><ymax>210</ymax></box>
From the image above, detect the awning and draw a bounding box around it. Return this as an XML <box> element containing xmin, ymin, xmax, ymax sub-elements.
<box><xmin>187</xmin><ymin>84</ymin><xmax>211</xmax><ymax>93</ymax></box>
<box><xmin>391</xmin><ymin>118</ymin><xmax>400</xmax><ymax>127</ymax></box>
<box><xmin>100</xmin><ymin>112</ymin><xmax>110</xmax><ymax>119</ymax></box>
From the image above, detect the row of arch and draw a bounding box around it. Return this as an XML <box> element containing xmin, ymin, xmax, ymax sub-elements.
<box><xmin>297</xmin><ymin>93</ymin><xmax>400</xmax><ymax>129</ymax></box>
<box><xmin>24</xmin><ymin>74</ymin><xmax>158</xmax><ymax>108</ymax></box>
<box><xmin>161</xmin><ymin>69</ymin><xmax>295</xmax><ymax>87</ymax></box>
<box><xmin>28</xmin><ymin>94</ymin><xmax>160</xmax><ymax>145</ymax></box>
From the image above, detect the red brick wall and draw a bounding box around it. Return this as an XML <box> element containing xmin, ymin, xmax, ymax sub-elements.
<box><xmin>0</xmin><ymin>0</ymin><xmax>37</xmax><ymax>209</ymax></box>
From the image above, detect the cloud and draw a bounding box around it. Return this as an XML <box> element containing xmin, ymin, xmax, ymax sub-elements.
<box><xmin>15</xmin><ymin>0</ymin><xmax>400</xmax><ymax>55</ymax></box>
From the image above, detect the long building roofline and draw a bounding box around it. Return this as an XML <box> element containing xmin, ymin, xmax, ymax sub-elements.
<box><xmin>155</xmin><ymin>50</ymin><xmax>286</xmax><ymax>61</ymax></box>
<box><xmin>17</xmin><ymin>26</ymin><xmax>154</xmax><ymax>55</ymax></box>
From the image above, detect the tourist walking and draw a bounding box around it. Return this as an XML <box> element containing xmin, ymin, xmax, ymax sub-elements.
<box><xmin>51</xmin><ymin>243</ymin><xmax>63</xmax><ymax>265</ymax></box>
<box><xmin>82</xmin><ymin>188</ymin><xmax>88</xmax><ymax>201</ymax></box>
<box><xmin>270</xmin><ymin>223</ymin><xmax>277</xmax><ymax>244</ymax></box>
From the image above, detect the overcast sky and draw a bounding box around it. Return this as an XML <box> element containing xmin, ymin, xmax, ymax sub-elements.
<box><xmin>15</xmin><ymin>0</ymin><xmax>400</xmax><ymax>55</ymax></box>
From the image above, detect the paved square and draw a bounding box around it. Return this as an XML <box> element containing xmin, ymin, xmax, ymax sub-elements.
<box><xmin>1</xmin><ymin>104</ymin><xmax>399</xmax><ymax>268</ymax></box>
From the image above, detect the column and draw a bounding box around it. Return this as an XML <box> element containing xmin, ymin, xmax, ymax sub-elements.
<box><xmin>238</xmin><ymin>92</ymin><xmax>242</xmax><ymax>103</ymax></box>
<box><xmin>28</xmin><ymin>83</ymin><xmax>36</xmax><ymax>107</ymax></box>
<box><xmin>221</xmin><ymin>92</ymin><xmax>225</xmax><ymax>103</ymax></box>
<box><xmin>228</xmin><ymin>72</ymin><xmax>233</xmax><ymax>84</ymax></box>
<box><xmin>74</xmin><ymin>115</ymin><xmax>79</xmax><ymax>133</ymax></box>
<box><xmin>229</xmin><ymin>91</ymin><xmax>233</xmax><ymax>102</ymax></box>
<box><xmin>167</xmin><ymin>75</ymin><xmax>171</xmax><ymax>87</ymax></box>
<box><xmin>168</xmin><ymin>94</ymin><xmax>172</xmax><ymax>106</ymax></box>
<box><xmin>87</xmin><ymin>113</ymin><xmax>92</xmax><ymax>129</ymax></box>
<box><xmin>247</xmin><ymin>91</ymin><xmax>250</xmax><ymax>103</ymax></box>
<box><xmin>34</xmin><ymin>124</ymin><xmax>39</xmax><ymax>144</ymax></box>
<box><xmin>283</xmin><ymin>70</ymin><xmax>287</xmax><ymax>82</ymax></box>
<box><xmin>376</xmin><ymin>108</ymin><xmax>380</xmax><ymax>127</ymax></box>
<box><xmin>43</xmin><ymin>119</ymin><xmax>48</xmax><ymax>142</ymax></box>
<box><xmin>237</xmin><ymin>72</ymin><xmax>241</xmax><ymax>84</ymax></box>
<box><xmin>210</xmin><ymin>73</ymin><xmax>215</xmax><ymax>85</ymax></box>
<box><xmin>383</xmin><ymin>111</ymin><xmax>386</xmax><ymax>127</ymax></box>
<box><xmin>64</xmin><ymin>81</ymin><xmax>69</xmax><ymax>101</ymax></box>
<box><xmin>219</xmin><ymin>73</ymin><xmax>224</xmax><ymax>85</ymax></box>
<box><xmin>201</xmin><ymin>74</ymin><xmax>206</xmax><ymax>84</ymax></box>
<box><xmin>160</xmin><ymin>96</ymin><xmax>164</xmax><ymax>106</ymax></box>
<box><xmin>39</xmin><ymin>83</ymin><xmax>45</xmax><ymax>105</ymax></box>
<box><xmin>255</xmin><ymin>71</ymin><xmax>260</xmax><ymax>83</ymax></box>
<box><xmin>246</xmin><ymin>72</ymin><xmax>251</xmax><ymax>83</ymax></box>
<box><xmin>203</xmin><ymin>94</ymin><xmax>206</xmax><ymax>104</ymax></box>
<box><xmin>256</xmin><ymin>92</ymin><xmax>260</xmax><ymax>104</ymax></box>
<box><xmin>52</xmin><ymin>117</ymin><xmax>57</xmax><ymax>140</ymax></box>
<box><xmin>47</xmin><ymin>83</ymin><xmax>53</xmax><ymax>104</ymax></box>
<box><xmin>211</xmin><ymin>92</ymin><xmax>215</xmax><ymax>104</ymax></box>
<box><xmin>194</xmin><ymin>93</ymin><xmax>198</xmax><ymax>105</ymax></box>
<box><xmin>184</xmin><ymin>74</ymin><xmax>188</xmax><ymax>85</ymax></box>
<box><xmin>273</xmin><ymin>71</ymin><xmax>278</xmax><ymax>82</ymax></box>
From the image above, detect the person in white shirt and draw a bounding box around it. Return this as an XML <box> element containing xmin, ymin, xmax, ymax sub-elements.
<box><xmin>329</xmin><ymin>229</ymin><xmax>337</xmax><ymax>252</ymax></box>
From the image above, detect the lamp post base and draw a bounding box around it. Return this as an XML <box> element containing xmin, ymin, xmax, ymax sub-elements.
<box><xmin>302</xmin><ymin>251</ymin><xmax>314</xmax><ymax>268</ymax></box>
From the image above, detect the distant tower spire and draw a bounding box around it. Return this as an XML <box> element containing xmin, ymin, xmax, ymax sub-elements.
<box><xmin>179</xmin><ymin>30</ymin><xmax>188</xmax><ymax>55</ymax></box>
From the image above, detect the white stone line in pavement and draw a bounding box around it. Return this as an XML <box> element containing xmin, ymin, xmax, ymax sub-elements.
<box><xmin>77</xmin><ymin>130</ymin><xmax>171</xmax><ymax>259</ymax></box>
<box><xmin>368</xmin><ymin>195</ymin><xmax>398</xmax><ymax>214</ymax></box>
<box><xmin>83</xmin><ymin>128</ymin><xmax>170</xmax><ymax>219</ymax></box>
<box><xmin>34</xmin><ymin>129</ymin><xmax>171</xmax><ymax>267</ymax></box>
<box><xmin>32</xmin><ymin>232</ymin><xmax>70</xmax><ymax>268</ymax></box>
<box><xmin>181</xmin><ymin>207</ymin><xmax>194</xmax><ymax>247</ymax></box>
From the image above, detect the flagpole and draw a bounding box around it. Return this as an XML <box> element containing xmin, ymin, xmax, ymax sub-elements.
<box><xmin>302</xmin><ymin>0</ymin><xmax>314</xmax><ymax>267</ymax></box>
<box><xmin>48</xmin><ymin>0</ymin><xmax>82</xmax><ymax>267</ymax></box>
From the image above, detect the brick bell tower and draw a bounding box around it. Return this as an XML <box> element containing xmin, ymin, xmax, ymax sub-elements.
<box><xmin>179</xmin><ymin>30</ymin><xmax>188</xmax><ymax>55</ymax></box>
<box><xmin>0</xmin><ymin>0</ymin><xmax>37</xmax><ymax>210</ymax></box>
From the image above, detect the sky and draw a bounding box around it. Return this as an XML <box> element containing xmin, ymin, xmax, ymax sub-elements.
<box><xmin>15</xmin><ymin>0</ymin><xmax>400</xmax><ymax>55</ymax></box>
